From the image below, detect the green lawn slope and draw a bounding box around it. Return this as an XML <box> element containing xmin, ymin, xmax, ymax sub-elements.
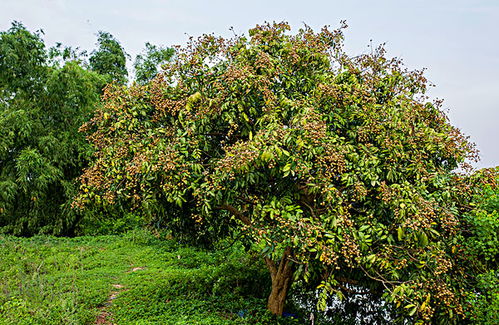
<box><xmin>0</xmin><ymin>230</ymin><xmax>300</xmax><ymax>324</ymax></box>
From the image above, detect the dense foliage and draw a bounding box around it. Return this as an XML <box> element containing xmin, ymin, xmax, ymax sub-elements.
<box><xmin>134</xmin><ymin>42</ymin><xmax>175</xmax><ymax>84</ymax></box>
<box><xmin>89</xmin><ymin>31</ymin><xmax>129</xmax><ymax>84</ymax></box>
<box><xmin>460</xmin><ymin>169</ymin><xmax>499</xmax><ymax>324</ymax></box>
<box><xmin>76</xmin><ymin>22</ymin><xmax>495</xmax><ymax>323</ymax></box>
<box><xmin>0</xmin><ymin>22</ymin><xmax>173</xmax><ymax>237</ymax></box>
<box><xmin>0</xmin><ymin>22</ymin><xmax>105</xmax><ymax>235</ymax></box>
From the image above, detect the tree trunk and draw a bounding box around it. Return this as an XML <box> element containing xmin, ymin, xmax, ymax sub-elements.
<box><xmin>217</xmin><ymin>205</ymin><xmax>294</xmax><ymax>315</ymax></box>
<box><xmin>265</xmin><ymin>246</ymin><xmax>294</xmax><ymax>316</ymax></box>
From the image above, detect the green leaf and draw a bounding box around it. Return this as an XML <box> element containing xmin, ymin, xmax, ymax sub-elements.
<box><xmin>397</xmin><ymin>227</ymin><xmax>404</xmax><ymax>241</ymax></box>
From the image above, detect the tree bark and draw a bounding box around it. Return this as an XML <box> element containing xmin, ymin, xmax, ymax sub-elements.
<box><xmin>266</xmin><ymin>246</ymin><xmax>294</xmax><ymax>316</ymax></box>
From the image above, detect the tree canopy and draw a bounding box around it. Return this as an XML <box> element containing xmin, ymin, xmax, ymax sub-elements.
<box><xmin>0</xmin><ymin>22</ymin><xmax>178</xmax><ymax>236</ymax></box>
<box><xmin>89</xmin><ymin>31</ymin><xmax>128</xmax><ymax>84</ymax></box>
<box><xmin>134</xmin><ymin>42</ymin><xmax>174</xmax><ymax>84</ymax></box>
<box><xmin>459</xmin><ymin>168</ymin><xmax>499</xmax><ymax>324</ymax></box>
<box><xmin>0</xmin><ymin>22</ymin><xmax>108</xmax><ymax>235</ymax></box>
<box><xmin>75</xmin><ymin>22</ymin><xmax>495</xmax><ymax>323</ymax></box>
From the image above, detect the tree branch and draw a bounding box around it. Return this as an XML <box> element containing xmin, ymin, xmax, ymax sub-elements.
<box><xmin>278</xmin><ymin>246</ymin><xmax>294</xmax><ymax>275</ymax></box>
<box><xmin>265</xmin><ymin>257</ymin><xmax>277</xmax><ymax>280</ymax></box>
<box><xmin>218</xmin><ymin>204</ymin><xmax>252</xmax><ymax>226</ymax></box>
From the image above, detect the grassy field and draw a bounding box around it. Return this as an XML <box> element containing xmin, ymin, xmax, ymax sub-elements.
<box><xmin>0</xmin><ymin>230</ymin><xmax>300</xmax><ymax>324</ymax></box>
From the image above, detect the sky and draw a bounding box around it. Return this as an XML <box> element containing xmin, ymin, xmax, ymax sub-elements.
<box><xmin>1</xmin><ymin>0</ymin><xmax>498</xmax><ymax>169</ymax></box>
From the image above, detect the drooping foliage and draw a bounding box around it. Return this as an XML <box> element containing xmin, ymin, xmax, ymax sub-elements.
<box><xmin>76</xmin><ymin>22</ymin><xmax>492</xmax><ymax>323</ymax></box>
<box><xmin>0</xmin><ymin>22</ymin><xmax>105</xmax><ymax>235</ymax></box>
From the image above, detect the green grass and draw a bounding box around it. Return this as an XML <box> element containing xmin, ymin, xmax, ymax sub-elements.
<box><xmin>0</xmin><ymin>230</ymin><xmax>300</xmax><ymax>324</ymax></box>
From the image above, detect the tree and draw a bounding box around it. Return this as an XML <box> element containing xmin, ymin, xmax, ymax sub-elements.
<box><xmin>0</xmin><ymin>21</ymin><xmax>47</xmax><ymax>97</ymax></box>
<box><xmin>89</xmin><ymin>31</ymin><xmax>128</xmax><ymax>84</ymax></box>
<box><xmin>134</xmin><ymin>42</ymin><xmax>174</xmax><ymax>84</ymax></box>
<box><xmin>0</xmin><ymin>22</ymin><xmax>105</xmax><ymax>235</ymax></box>
<box><xmin>458</xmin><ymin>168</ymin><xmax>498</xmax><ymax>324</ymax></box>
<box><xmin>76</xmin><ymin>22</ymin><xmax>489</xmax><ymax>322</ymax></box>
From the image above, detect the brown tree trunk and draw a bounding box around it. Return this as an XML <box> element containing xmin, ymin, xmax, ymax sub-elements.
<box><xmin>217</xmin><ymin>205</ymin><xmax>294</xmax><ymax>315</ymax></box>
<box><xmin>265</xmin><ymin>246</ymin><xmax>294</xmax><ymax>316</ymax></box>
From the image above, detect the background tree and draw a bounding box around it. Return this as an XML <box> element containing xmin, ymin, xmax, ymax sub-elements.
<box><xmin>0</xmin><ymin>21</ymin><xmax>47</xmax><ymax>99</ymax></box>
<box><xmin>76</xmin><ymin>22</ymin><xmax>491</xmax><ymax>323</ymax></box>
<box><xmin>0</xmin><ymin>22</ymin><xmax>106</xmax><ymax>235</ymax></box>
<box><xmin>458</xmin><ymin>168</ymin><xmax>498</xmax><ymax>324</ymax></box>
<box><xmin>89</xmin><ymin>31</ymin><xmax>128</xmax><ymax>84</ymax></box>
<box><xmin>134</xmin><ymin>42</ymin><xmax>174</xmax><ymax>84</ymax></box>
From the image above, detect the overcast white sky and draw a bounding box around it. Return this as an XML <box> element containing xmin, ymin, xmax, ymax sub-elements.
<box><xmin>1</xmin><ymin>0</ymin><xmax>498</xmax><ymax>169</ymax></box>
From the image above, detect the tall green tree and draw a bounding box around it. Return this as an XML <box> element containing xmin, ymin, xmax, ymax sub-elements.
<box><xmin>0</xmin><ymin>22</ymin><xmax>105</xmax><ymax>235</ymax></box>
<box><xmin>459</xmin><ymin>168</ymin><xmax>499</xmax><ymax>324</ymax></box>
<box><xmin>0</xmin><ymin>22</ymin><xmax>46</xmax><ymax>97</ymax></box>
<box><xmin>77</xmin><ymin>22</ymin><xmax>492</xmax><ymax>323</ymax></box>
<box><xmin>134</xmin><ymin>42</ymin><xmax>174</xmax><ymax>84</ymax></box>
<box><xmin>89</xmin><ymin>31</ymin><xmax>128</xmax><ymax>84</ymax></box>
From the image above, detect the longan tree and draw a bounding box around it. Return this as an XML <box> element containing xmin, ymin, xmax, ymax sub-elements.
<box><xmin>77</xmin><ymin>22</ymin><xmax>490</xmax><ymax>323</ymax></box>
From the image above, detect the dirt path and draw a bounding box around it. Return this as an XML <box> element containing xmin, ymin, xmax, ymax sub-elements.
<box><xmin>95</xmin><ymin>283</ymin><xmax>125</xmax><ymax>325</ymax></box>
<box><xmin>95</xmin><ymin>267</ymin><xmax>146</xmax><ymax>324</ymax></box>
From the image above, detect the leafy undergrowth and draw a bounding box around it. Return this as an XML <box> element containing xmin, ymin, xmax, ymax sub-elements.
<box><xmin>0</xmin><ymin>230</ymin><xmax>300</xmax><ymax>324</ymax></box>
